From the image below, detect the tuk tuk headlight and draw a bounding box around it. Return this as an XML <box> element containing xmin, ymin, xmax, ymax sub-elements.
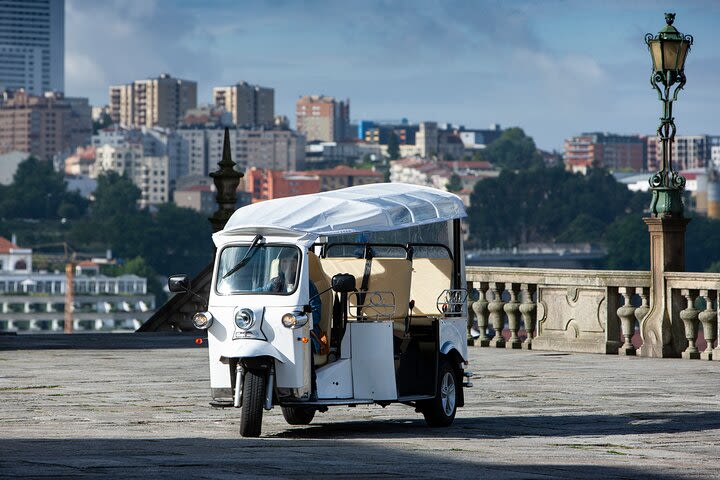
<box><xmin>192</xmin><ymin>311</ymin><xmax>213</xmax><ymax>329</ymax></box>
<box><xmin>281</xmin><ymin>312</ymin><xmax>309</xmax><ymax>329</ymax></box>
<box><xmin>234</xmin><ymin>308</ymin><xmax>254</xmax><ymax>330</ymax></box>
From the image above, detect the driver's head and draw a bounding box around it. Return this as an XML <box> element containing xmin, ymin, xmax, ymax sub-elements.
<box><xmin>278</xmin><ymin>248</ymin><xmax>298</xmax><ymax>282</ymax></box>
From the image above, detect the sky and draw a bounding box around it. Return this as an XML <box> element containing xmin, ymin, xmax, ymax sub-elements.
<box><xmin>65</xmin><ymin>0</ymin><xmax>720</xmax><ymax>151</ymax></box>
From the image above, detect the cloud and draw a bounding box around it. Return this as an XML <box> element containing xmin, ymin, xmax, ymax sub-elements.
<box><xmin>64</xmin><ymin>0</ymin><xmax>720</xmax><ymax>150</ymax></box>
<box><xmin>65</xmin><ymin>0</ymin><xmax>221</xmax><ymax>102</ymax></box>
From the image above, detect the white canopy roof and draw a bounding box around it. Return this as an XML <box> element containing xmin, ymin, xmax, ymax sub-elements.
<box><xmin>218</xmin><ymin>183</ymin><xmax>466</xmax><ymax>237</ymax></box>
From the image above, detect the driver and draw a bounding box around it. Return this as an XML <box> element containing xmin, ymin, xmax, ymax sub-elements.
<box><xmin>260</xmin><ymin>249</ymin><xmax>324</xmax><ymax>354</ymax></box>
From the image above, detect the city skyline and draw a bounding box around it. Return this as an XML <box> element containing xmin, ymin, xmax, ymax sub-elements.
<box><xmin>65</xmin><ymin>0</ymin><xmax>720</xmax><ymax>151</ymax></box>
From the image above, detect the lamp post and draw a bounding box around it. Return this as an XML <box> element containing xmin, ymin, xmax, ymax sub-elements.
<box><xmin>638</xmin><ymin>13</ymin><xmax>694</xmax><ymax>358</ymax></box>
<box><xmin>645</xmin><ymin>12</ymin><xmax>693</xmax><ymax>217</ymax></box>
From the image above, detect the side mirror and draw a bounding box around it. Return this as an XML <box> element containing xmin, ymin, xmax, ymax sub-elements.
<box><xmin>331</xmin><ymin>273</ymin><xmax>356</xmax><ymax>293</ymax></box>
<box><xmin>168</xmin><ymin>274</ymin><xmax>190</xmax><ymax>293</ymax></box>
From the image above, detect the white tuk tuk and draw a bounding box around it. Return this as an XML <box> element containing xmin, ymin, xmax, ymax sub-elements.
<box><xmin>170</xmin><ymin>183</ymin><xmax>471</xmax><ymax>437</ymax></box>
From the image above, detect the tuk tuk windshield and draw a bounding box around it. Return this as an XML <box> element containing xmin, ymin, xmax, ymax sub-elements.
<box><xmin>216</xmin><ymin>245</ymin><xmax>300</xmax><ymax>295</ymax></box>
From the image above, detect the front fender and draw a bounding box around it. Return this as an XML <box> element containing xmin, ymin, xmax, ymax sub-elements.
<box><xmin>218</xmin><ymin>340</ymin><xmax>286</xmax><ymax>363</ymax></box>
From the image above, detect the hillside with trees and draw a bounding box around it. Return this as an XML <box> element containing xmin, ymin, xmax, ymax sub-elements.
<box><xmin>468</xmin><ymin>129</ymin><xmax>720</xmax><ymax>272</ymax></box>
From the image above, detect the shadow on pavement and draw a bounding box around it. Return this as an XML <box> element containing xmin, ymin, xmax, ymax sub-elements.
<box><xmin>0</xmin><ymin>437</ymin><xmax>696</xmax><ymax>480</ymax></box>
<box><xmin>270</xmin><ymin>410</ymin><xmax>720</xmax><ymax>440</ymax></box>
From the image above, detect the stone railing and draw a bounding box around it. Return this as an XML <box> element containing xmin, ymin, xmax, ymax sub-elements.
<box><xmin>466</xmin><ymin>266</ymin><xmax>720</xmax><ymax>360</ymax></box>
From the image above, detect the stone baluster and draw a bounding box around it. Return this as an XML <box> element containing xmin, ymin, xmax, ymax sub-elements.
<box><xmin>504</xmin><ymin>283</ymin><xmax>521</xmax><ymax>349</ymax></box>
<box><xmin>471</xmin><ymin>282</ymin><xmax>490</xmax><ymax>347</ymax></box>
<box><xmin>488</xmin><ymin>282</ymin><xmax>506</xmax><ymax>348</ymax></box>
<box><xmin>519</xmin><ymin>283</ymin><xmax>536</xmax><ymax>350</ymax></box>
<box><xmin>634</xmin><ymin>287</ymin><xmax>650</xmax><ymax>353</ymax></box>
<box><xmin>466</xmin><ymin>285</ymin><xmax>476</xmax><ymax>346</ymax></box>
<box><xmin>679</xmin><ymin>289</ymin><xmax>700</xmax><ymax>359</ymax></box>
<box><xmin>616</xmin><ymin>287</ymin><xmax>637</xmax><ymax>356</ymax></box>
<box><xmin>698</xmin><ymin>290</ymin><xmax>717</xmax><ymax>361</ymax></box>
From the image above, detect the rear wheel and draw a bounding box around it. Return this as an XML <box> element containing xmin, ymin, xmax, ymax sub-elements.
<box><xmin>281</xmin><ymin>406</ymin><xmax>316</xmax><ymax>425</ymax></box>
<box><xmin>420</xmin><ymin>359</ymin><xmax>457</xmax><ymax>427</ymax></box>
<box><xmin>240</xmin><ymin>368</ymin><xmax>266</xmax><ymax>437</ymax></box>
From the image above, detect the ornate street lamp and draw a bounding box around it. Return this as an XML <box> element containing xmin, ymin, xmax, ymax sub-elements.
<box><xmin>646</xmin><ymin>13</ymin><xmax>693</xmax><ymax>217</ymax></box>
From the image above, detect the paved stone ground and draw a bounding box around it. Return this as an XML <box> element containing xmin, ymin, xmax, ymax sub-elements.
<box><xmin>1</xmin><ymin>334</ymin><xmax>719</xmax><ymax>479</ymax></box>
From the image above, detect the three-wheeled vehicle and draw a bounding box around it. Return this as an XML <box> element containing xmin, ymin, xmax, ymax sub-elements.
<box><xmin>170</xmin><ymin>183</ymin><xmax>471</xmax><ymax>437</ymax></box>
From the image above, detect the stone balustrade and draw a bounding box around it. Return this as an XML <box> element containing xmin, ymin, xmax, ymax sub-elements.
<box><xmin>466</xmin><ymin>266</ymin><xmax>720</xmax><ymax>360</ymax></box>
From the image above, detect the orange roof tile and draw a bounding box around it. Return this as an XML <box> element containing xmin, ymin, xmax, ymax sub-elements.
<box><xmin>0</xmin><ymin>237</ymin><xmax>19</xmax><ymax>253</ymax></box>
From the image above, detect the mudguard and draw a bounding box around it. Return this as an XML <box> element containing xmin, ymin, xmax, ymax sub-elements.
<box><xmin>218</xmin><ymin>341</ymin><xmax>286</xmax><ymax>363</ymax></box>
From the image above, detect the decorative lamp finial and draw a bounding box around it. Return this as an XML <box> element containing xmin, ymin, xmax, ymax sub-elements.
<box><xmin>209</xmin><ymin>127</ymin><xmax>242</xmax><ymax>233</ymax></box>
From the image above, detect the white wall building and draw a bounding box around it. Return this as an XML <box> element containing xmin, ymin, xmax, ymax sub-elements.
<box><xmin>0</xmin><ymin>239</ymin><xmax>155</xmax><ymax>333</ymax></box>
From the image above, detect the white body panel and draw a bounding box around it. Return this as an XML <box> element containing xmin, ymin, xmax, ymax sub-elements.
<box><xmin>440</xmin><ymin>318</ymin><xmax>468</xmax><ymax>361</ymax></box>
<box><xmin>316</xmin><ymin>358</ymin><xmax>353</xmax><ymax>399</ymax></box>
<box><xmin>349</xmin><ymin>321</ymin><xmax>397</xmax><ymax>400</ymax></box>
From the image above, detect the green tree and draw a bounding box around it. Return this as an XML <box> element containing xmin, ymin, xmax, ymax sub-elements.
<box><xmin>91</xmin><ymin>171</ymin><xmax>142</xmax><ymax>219</ymax></box>
<box><xmin>482</xmin><ymin>127</ymin><xmax>544</xmax><ymax>171</ymax></box>
<box><xmin>468</xmin><ymin>166</ymin><xmax>645</xmax><ymax>249</ymax></box>
<box><xmin>0</xmin><ymin>156</ymin><xmax>87</xmax><ymax>219</ymax></box>
<box><xmin>387</xmin><ymin>132</ymin><xmax>400</xmax><ymax>160</ymax></box>
<box><xmin>555</xmin><ymin>214</ymin><xmax>606</xmax><ymax>243</ymax></box>
<box><xmin>445</xmin><ymin>173</ymin><xmax>463</xmax><ymax>193</ymax></box>
<box><xmin>603</xmin><ymin>216</ymin><xmax>649</xmax><ymax>270</ymax></box>
<box><xmin>92</xmin><ymin>112</ymin><xmax>113</xmax><ymax>134</ymax></box>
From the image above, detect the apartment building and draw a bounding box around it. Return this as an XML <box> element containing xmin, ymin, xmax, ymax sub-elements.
<box><xmin>293</xmin><ymin>166</ymin><xmax>383</xmax><ymax>191</ymax></box>
<box><xmin>245</xmin><ymin>168</ymin><xmax>320</xmax><ymax>203</ymax></box>
<box><xmin>389</xmin><ymin>158</ymin><xmax>498</xmax><ymax>205</ymax></box>
<box><xmin>213</xmin><ymin>82</ymin><xmax>274</xmax><ymax>127</ymax></box>
<box><xmin>646</xmin><ymin>135</ymin><xmax>711</xmax><ymax>172</ymax></box>
<box><xmin>564</xmin><ymin>133</ymin><xmax>645</xmax><ymax>174</ymax></box>
<box><xmin>0</xmin><ymin>90</ymin><xmax>91</xmax><ymax>160</ymax></box>
<box><xmin>109</xmin><ymin>74</ymin><xmax>197</xmax><ymax>128</ymax></box>
<box><xmin>179</xmin><ymin>126</ymin><xmax>306</xmax><ymax>175</ymax></box>
<box><xmin>93</xmin><ymin>142</ymin><xmax>169</xmax><ymax>208</ymax></box>
<box><xmin>0</xmin><ymin>0</ymin><xmax>64</xmax><ymax>95</ymax></box>
<box><xmin>296</xmin><ymin>95</ymin><xmax>350</xmax><ymax>142</ymax></box>
<box><xmin>416</xmin><ymin>121</ymin><xmax>439</xmax><ymax>158</ymax></box>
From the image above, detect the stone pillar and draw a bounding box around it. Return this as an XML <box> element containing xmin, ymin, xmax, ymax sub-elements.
<box><xmin>638</xmin><ymin>217</ymin><xmax>690</xmax><ymax>357</ymax></box>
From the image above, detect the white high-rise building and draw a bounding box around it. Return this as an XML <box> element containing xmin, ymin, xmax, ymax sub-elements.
<box><xmin>0</xmin><ymin>0</ymin><xmax>64</xmax><ymax>95</ymax></box>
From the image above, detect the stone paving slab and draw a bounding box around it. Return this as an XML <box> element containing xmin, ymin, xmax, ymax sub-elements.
<box><xmin>1</xmin><ymin>336</ymin><xmax>719</xmax><ymax>479</ymax></box>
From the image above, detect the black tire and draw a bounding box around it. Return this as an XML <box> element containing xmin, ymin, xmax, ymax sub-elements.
<box><xmin>281</xmin><ymin>406</ymin><xmax>316</xmax><ymax>425</ymax></box>
<box><xmin>420</xmin><ymin>359</ymin><xmax>458</xmax><ymax>427</ymax></box>
<box><xmin>240</xmin><ymin>368</ymin><xmax>266</xmax><ymax>437</ymax></box>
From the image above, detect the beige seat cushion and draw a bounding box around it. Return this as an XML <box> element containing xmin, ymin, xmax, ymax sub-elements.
<box><xmin>410</xmin><ymin>257</ymin><xmax>453</xmax><ymax>316</ymax></box>
<box><xmin>319</xmin><ymin>256</ymin><xmax>412</xmax><ymax>325</ymax></box>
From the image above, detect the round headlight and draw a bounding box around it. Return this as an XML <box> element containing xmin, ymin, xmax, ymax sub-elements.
<box><xmin>234</xmin><ymin>308</ymin><xmax>254</xmax><ymax>330</ymax></box>
<box><xmin>282</xmin><ymin>312</ymin><xmax>309</xmax><ymax>329</ymax></box>
<box><xmin>192</xmin><ymin>311</ymin><xmax>213</xmax><ymax>329</ymax></box>
<box><xmin>282</xmin><ymin>313</ymin><xmax>297</xmax><ymax>328</ymax></box>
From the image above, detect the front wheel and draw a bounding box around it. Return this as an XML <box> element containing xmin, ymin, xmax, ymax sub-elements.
<box><xmin>281</xmin><ymin>406</ymin><xmax>316</xmax><ymax>425</ymax></box>
<box><xmin>420</xmin><ymin>359</ymin><xmax>457</xmax><ymax>427</ymax></box>
<box><xmin>240</xmin><ymin>368</ymin><xmax>266</xmax><ymax>437</ymax></box>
